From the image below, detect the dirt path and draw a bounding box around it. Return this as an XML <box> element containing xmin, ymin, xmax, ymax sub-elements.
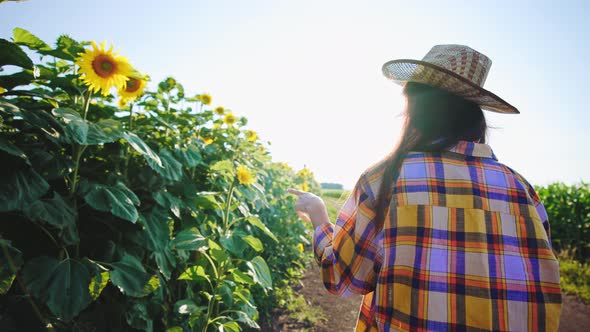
<box><xmin>293</xmin><ymin>265</ymin><xmax>590</xmax><ymax>332</ymax></box>
<box><xmin>295</xmin><ymin>263</ymin><xmax>362</xmax><ymax>331</ymax></box>
<box><xmin>284</xmin><ymin>196</ymin><xmax>590</xmax><ymax>332</ymax></box>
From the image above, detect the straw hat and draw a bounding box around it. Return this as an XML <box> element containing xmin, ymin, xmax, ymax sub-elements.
<box><xmin>382</xmin><ymin>44</ymin><xmax>518</xmax><ymax>114</ymax></box>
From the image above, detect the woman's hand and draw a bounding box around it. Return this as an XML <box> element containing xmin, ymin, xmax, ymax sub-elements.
<box><xmin>287</xmin><ymin>188</ymin><xmax>331</xmax><ymax>229</ymax></box>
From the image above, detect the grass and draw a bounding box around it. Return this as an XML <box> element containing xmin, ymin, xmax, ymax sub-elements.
<box><xmin>286</xmin><ymin>295</ymin><xmax>328</xmax><ymax>326</ymax></box>
<box><xmin>321</xmin><ymin>188</ymin><xmax>349</xmax><ymax>200</ymax></box>
<box><xmin>321</xmin><ymin>189</ymin><xmax>350</xmax><ymax>221</ymax></box>
<box><xmin>558</xmin><ymin>252</ymin><xmax>590</xmax><ymax>303</ymax></box>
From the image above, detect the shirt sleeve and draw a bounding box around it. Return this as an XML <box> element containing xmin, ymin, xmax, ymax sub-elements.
<box><xmin>512</xmin><ymin>170</ymin><xmax>553</xmax><ymax>247</ymax></box>
<box><xmin>312</xmin><ymin>173</ymin><xmax>384</xmax><ymax>296</ymax></box>
<box><xmin>528</xmin><ymin>186</ymin><xmax>552</xmax><ymax>246</ymax></box>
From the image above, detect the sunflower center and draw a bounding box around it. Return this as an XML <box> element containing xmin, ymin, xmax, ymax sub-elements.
<box><xmin>92</xmin><ymin>55</ymin><xmax>117</xmax><ymax>78</ymax></box>
<box><xmin>125</xmin><ymin>78</ymin><xmax>141</xmax><ymax>93</ymax></box>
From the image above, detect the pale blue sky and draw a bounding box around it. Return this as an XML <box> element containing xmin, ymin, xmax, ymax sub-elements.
<box><xmin>1</xmin><ymin>0</ymin><xmax>588</xmax><ymax>188</ymax></box>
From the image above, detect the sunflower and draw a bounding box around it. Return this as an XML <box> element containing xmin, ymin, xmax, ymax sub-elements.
<box><xmin>214</xmin><ymin>106</ymin><xmax>225</xmax><ymax>115</ymax></box>
<box><xmin>200</xmin><ymin>136</ymin><xmax>214</xmax><ymax>145</ymax></box>
<box><xmin>118</xmin><ymin>75</ymin><xmax>147</xmax><ymax>102</ymax></box>
<box><xmin>118</xmin><ymin>98</ymin><xmax>128</xmax><ymax>108</ymax></box>
<box><xmin>297</xmin><ymin>167</ymin><xmax>313</xmax><ymax>178</ymax></box>
<box><xmin>236</xmin><ymin>165</ymin><xmax>255</xmax><ymax>185</ymax></box>
<box><xmin>297</xmin><ymin>243</ymin><xmax>305</xmax><ymax>252</ymax></box>
<box><xmin>166</xmin><ymin>77</ymin><xmax>176</xmax><ymax>86</ymax></box>
<box><xmin>245</xmin><ymin>130</ymin><xmax>258</xmax><ymax>142</ymax></box>
<box><xmin>199</xmin><ymin>93</ymin><xmax>212</xmax><ymax>105</ymax></box>
<box><xmin>223</xmin><ymin>113</ymin><xmax>237</xmax><ymax>126</ymax></box>
<box><xmin>76</xmin><ymin>41</ymin><xmax>133</xmax><ymax>96</ymax></box>
<box><xmin>297</xmin><ymin>182</ymin><xmax>310</xmax><ymax>192</ymax></box>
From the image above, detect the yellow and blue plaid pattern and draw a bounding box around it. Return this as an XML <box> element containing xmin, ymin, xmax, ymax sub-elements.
<box><xmin>313</xmin><ymin>141</ymin><xmax>561</xmax><ymax>332</ymax></box>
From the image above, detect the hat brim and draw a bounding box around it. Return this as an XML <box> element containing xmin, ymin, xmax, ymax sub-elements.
<box><xmin>382</xmin><ymin>59</ymin><xmax>519</xmax><ymax>114</ymax></box>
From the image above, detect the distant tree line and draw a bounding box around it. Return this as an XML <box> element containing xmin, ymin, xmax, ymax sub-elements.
<box><xmin>321</xmin><ymin>182</ymin><xmax>343</xmax><ymax>190</ymax></box>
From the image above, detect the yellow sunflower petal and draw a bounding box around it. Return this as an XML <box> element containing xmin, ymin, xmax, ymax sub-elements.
<box><xmin>245</xmin><ymin>130</ymin><xmax>258</xmax><ymax>142</ymax></box>
<box><xmin>118</xmin><ymin>75</ymin><xmax>147</xmax><ymax>101</ymax></box>
<box><xmin>199</xmin><ymin>93</ymin><xmax>212</xmax><ymax>105</ymax></box>
<box><xmin>76</xmin><ymin>40</ymin><xmax>133</xmax><ymax>96</ymax></box>
<box><xmin>214</xmin><ymin>106</ymin><xmax>225</xmax><ymax>115</ymax></box>
<box><xmin>236</xmin><ymin>165</ymin><xmax>255</xmax><ymax>185</ymax></box>
<box><xmin>223</xmin><ymin>112</ymin><xmax>237</xmax><ymax>126</ymax></box>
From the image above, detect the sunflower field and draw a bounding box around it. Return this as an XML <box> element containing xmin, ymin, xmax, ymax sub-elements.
<box><xmin>0</xmin><ymin>28</ymin><xmax>319</xmax><ymax>331</ymax></box>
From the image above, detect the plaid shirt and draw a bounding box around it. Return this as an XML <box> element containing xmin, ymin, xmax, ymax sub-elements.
<box><xmin>313</xmin><ymin>141</ymin><xmax>561</xmax><ymax>332</ymax></box>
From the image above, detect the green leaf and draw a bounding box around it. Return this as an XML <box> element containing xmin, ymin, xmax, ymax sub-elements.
<box><xmin>178</xmin><ymin>265</ymin><xmax>210</xmax><ymax>284</ymax></box>
<box><xmin>122</xmin><ymin>131</ymin><xmax>162</xmax><ymax>167</ymax></box>
<box><xmin>235</xmin><ymin>309</ymin><xmax>260</xmax><ymax>329</ymax></box>
<box><xmin>0</xmin><ymin>240</ymin><xmax>23</xmax><ymax>294</ymax></box>
<box><xmin>0</xmin><ymin>136</ymin><xmax>28</xmax><ymax>162</ymax></box>
<box><xmin>109</xmin><ymin>254</ymin><xmax>152</xmax><ymax>298</ymax></box>
<box><xmin>22</xmin><ymin>256</ymin><xmax>57</xmax><ymax>301</ymax></box>
<box><xmin>153</xmin><ymin>190</ymin><xmax>184</xmax><ymax>218</ymax></box>
<box><xmin>12</xmin><ymin>28</ymin><xmax>51</xmax><ymax>51</ymax></box>
<box><xmin>173</xmin><ymin>300</ymin><xmax>203</xmax><ymax>315</ymax></box>
<box><xmin>81</xmin><ymin>181</ymin><xmax>140</xmax><ymax>223</ymax></box>
<box><xmin>233</xmin><ymin>287</ymin><xmax>255</xmax><ymax>308</ymax></box>
<box><xmin>14</xmin><ymin>105</ymin><xmax>65</xmax><ymax>138</ymax></box>
<box><xmin>52</xmin><ymin>108</ymin><xmax>88</xmax><ymax>144</ymax></box>
<box><xmin>45</xmin><ymin>259</ymin><xmax>92</xmax><ymax>321</ymax></box>
<box><xmin>220</xmin><ymin>233</ymin><xmax>248</xmax><ymax>256</ymax></box>
<box><xmin>25</xmin><ymin>191</ymin><xmax>76</xmax><ymax>229</ymax></box>
<box><xmin>194</xmin><ymin>192</ymin><xmax>221</xmax><ymax>210</ymax></box>
<box><xmin>175</xmin><ymin>144</ymin><xmax>202</xmax><ymax>168</ymax></box>
<box><xmin>222</xmin><ymin>321</ymin><xmax>240</xmax><ymax>332</ymax></box>
<box><xmin>230</xmin><ymin>269</ymin><xmax>255</xmax><ymax>285</ymax></box>
<box><xmin>247</xmin><ymin>256</ymin><xmax>272</xmax><ymax>290</ymax></box>
<box><xmin>210</xmin><ymin>160</ymin><xmax>234</xmax><ymax>174</ymax></box>
<box><xmin>218</xmin><ymin>284</ymin><xmax>233</xmax><ymax>306</ymax></box>
<box><xmin>86</xmin><ymin>119</ymin><xmax>124</xmax><ymax>144</ymax></box>
<box><xmin>143</xmin><ymin>274</ymin><xmax>160</xmax><ymax>295</ymax></box>
<box><xmin>125</xmin><ymin>300</ymin><xmax>153</xmax><ymax>331</ymax></box>
<box><xmin>89</xmin><ymin>271</ymin><xmax>110</xmax><ymax>300</ymax></box>
<box><xmin>0</xmin><ymin>70</ymin><xmax>33</xmax><ymax>90</ymax></box>
<box><xmin>0</xmin><ymin>38</ymin><xmax>33</xmax><ymax>69</ymax></box>
<box><xmin>45</xmin><ymin>34</ymin><xmax>85</xmax><ymax>61</ymax></box>
<box><xmin>242</xmin><ymin>235</ymin><xmax>263</xmax><ymax>252</ymax></box>
<box><xmin>0</xmin><ymin>167</ymin><xmax>49</xmax><ymax>212</ymax></box>
<box><xmin>166</xmin><ymin>327</ymin><xmax>185</xmax><ymax>332</ymax></box>
<box><xmin>139</xmin><ymin>208</ymin><xmax>175</xmax><ymax>279</ymax></box>
<box><xmin>208</xmin><ymin>239</ymin><xmax>228</xmax><ymax>263</ymax></box>
<box><xmin>171</xmin><ymin>228</ymin><xmax>207</xmax><ymax>251</ymax></box>
<box><xmin>246</xmin><ymin>216</ymin><xmax>279</xmax><ymax>243</ymax></box>
<box><xmin>149</xmin><ymin>149</ymin><xmax>183</xmax><ymax>181</ymax></box>
<box><xmin>23</xmin><ymin>257</ymin><xmax>93</xmax><ymax>321</ymax></box>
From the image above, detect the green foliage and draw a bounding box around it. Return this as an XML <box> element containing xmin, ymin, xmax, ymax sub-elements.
<box><xmin>320</xmin><ymin>182</ymin><xmax>343</xmax><ymax>190</ymax></box>
<box><xmin>559</xmin><ymin>255</ymin><xmax>590</xmax><ymax>303</ymax></box>
<box><xmin>0</xmin><ymin>28</ymin><xmax>312</xmax><ymax>331</ymax></box>
<box><xmin>321</xmin><ymin>188</ymin><xmax>349</xmax><ymax>200</ymax></box>
<box><xmin>536</xmin><ymin>182</ymin><xmax>590</xmax><ymax>260</ymax></box>
<box><xmin>286</xmin><ymin>294</ymin><xmax>327</xmax><ymax>326</ymax></box>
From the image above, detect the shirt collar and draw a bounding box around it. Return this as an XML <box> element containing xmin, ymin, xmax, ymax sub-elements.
<box><xmin>447</xmin><ymin>140</ymin><xmax>497</xmax><ymax>160</ymax></box>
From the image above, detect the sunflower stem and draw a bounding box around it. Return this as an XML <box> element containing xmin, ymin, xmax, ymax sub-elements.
<box><xmin>82</xmin><ymin>89</ymin><xmax>92</xmax><ymax>120</ymax></box>
<box><xmin>222</xmin><ymin>180</ymin><xmax>237</xmax><ymax>234</ymax></box>
<box><xmin>128</xmin><ymin>103</ymin><xmax>134</xmax><ymax>130</ymax></box>
<box><xmin>70</xmin><ymin>145</ymin><xmax>88</xmax><ymax>196</ymax></box>
<box><xmin>123</xmin><ymin>104</ymin><xmax>134</xmax><ymax>181</ymax></box>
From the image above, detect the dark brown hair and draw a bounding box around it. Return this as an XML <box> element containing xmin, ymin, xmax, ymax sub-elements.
<box><xmin>372</xmin><ymin>82</ymin><xmax>488</xmax><ymax>230</ymax></box>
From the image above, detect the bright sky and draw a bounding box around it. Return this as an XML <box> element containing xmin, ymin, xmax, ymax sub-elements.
<box><xmin>1</xmin><ymin>0</ymin><xmax>588</xmax><ymax>189</ymax></box>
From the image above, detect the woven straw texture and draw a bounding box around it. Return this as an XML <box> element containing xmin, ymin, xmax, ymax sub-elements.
<box><xmin>382</xmin><ymin>45</ymin><xmax>518</xmax><ymax>114</ymax></box>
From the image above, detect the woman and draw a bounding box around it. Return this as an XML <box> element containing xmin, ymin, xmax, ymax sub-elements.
<box><xmin>288</xmin><ymin>45</ymin><xmax>562</xmax><ymax>331</ymax></box>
